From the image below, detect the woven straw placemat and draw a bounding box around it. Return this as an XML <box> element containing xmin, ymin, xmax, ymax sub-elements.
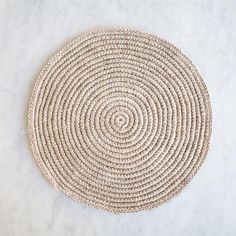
<box><xmin>28</xmin><ymin>28</ymin><xmax>212</xmax><ymax>213</ymax></box>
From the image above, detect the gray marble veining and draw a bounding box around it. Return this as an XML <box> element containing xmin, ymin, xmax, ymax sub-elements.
<box><xmin>0</xmin><ymin>0</ymin><xmax>236</xmax><ymax>235</ymax></box>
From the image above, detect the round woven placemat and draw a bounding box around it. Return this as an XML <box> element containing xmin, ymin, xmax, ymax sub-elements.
<box><xmin>28</xmin><ymin>28</ymin><xmax>212</xmax><ymax>213</ymax></box>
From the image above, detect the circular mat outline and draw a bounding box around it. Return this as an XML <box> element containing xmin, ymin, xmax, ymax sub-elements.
<box><xmin>28</xmin><ymin>28</ymin><xmax>212</xmax><ymax>213</ymax></box>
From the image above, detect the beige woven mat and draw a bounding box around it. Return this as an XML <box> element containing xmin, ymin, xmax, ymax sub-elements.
<box><xmin>28</xmin><ymin>28</ymin><xmax>212</xmax><ymax>213</ymax></box>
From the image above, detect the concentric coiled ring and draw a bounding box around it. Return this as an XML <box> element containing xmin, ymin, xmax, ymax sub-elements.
<box><xmin>28</xmin><ymin>28</ymin><xmax>212</xmax><ymax>213</ymax></box>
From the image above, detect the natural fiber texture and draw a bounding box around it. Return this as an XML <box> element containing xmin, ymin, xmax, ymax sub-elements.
<box><xmin>28</xmin><ymin>28</ymin><xmax>212</xmax><ymax>213</ymax></box>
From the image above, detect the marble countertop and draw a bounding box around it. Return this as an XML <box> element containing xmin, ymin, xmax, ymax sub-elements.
<box><xmin>0</xmin><ymin>0</ymin><xmax>236</xmax><ymax>235</ymax></box>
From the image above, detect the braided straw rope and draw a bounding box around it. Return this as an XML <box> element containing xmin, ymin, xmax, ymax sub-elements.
<box><xmin>28</xmin><ymin>28</ymin><xmax>212</xmax><ymax>213</ymax></box>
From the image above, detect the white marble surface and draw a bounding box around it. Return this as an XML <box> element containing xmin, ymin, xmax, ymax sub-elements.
<box><xmin>0</xmin><ymin>0</ymin><xmax>236</xmax><ymax>235</ymax></box>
